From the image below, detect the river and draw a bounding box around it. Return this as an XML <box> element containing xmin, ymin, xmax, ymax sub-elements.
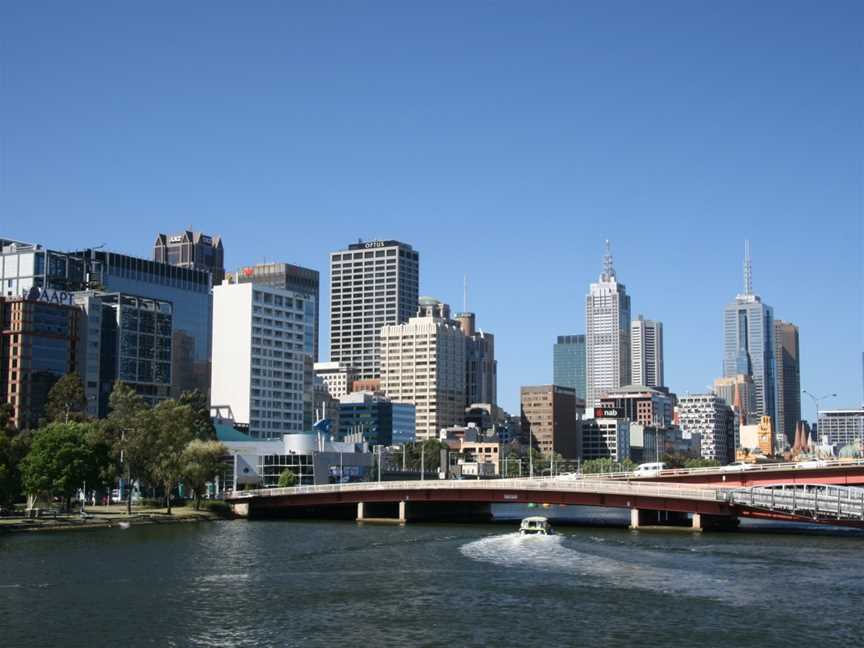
<box><xmin>2</xmin><ymin>507</ymin><xmax>862</xmax><ymax>647</ymax></box>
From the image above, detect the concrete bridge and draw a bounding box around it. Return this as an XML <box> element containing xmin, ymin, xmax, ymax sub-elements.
<box><xmin>226</xmin><ymin>475</ymin><xmax>864</xmax><ymax>530</ymax></box>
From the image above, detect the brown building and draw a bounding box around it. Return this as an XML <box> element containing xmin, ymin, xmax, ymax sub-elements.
<box><xmin>520</xmin><ymin>385</ymin><xmax>581</xmax><ymax>459</ymax></box>
<box><xmin>0</xmin><ymin>292</ymin><xmax>80</xmax><ymax>429</ymax></box>
<box><xmin>598</xmin><ymin>385</ymin><xmax>673</xmax><ymax>427</ymax></box>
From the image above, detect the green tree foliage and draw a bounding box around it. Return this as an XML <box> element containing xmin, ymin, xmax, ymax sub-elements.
<box><xmin>0</xmin><ymin>432</ymin><xmax>26</xmax><ymax>506</ymax></box>
<box><xmin>148</xmin><ymin>400</ymin><xmax>198</xmax><ymax>514</ymax></box>
<box><xmin>179</xmin><ymin>389</ymin><xmax>216</xmax><ymax>440</ymax></box>
<box><xmin>683</xmin><ymin>458</ymin><xmax>721</xmax><ymax>469</ymax></box>
<box><xmin>20</xmin><ymin>422</ymin><xmax>111</xmax><ymax>510</ymax></box>
<box><xmin>182</xmin><ymin>440</ymin><xmax>227</xmax><ymax>508</ymax></box>
<box><xmin>277</xmin><ymin>468</ymin><xmax>298</xmax><ymax>488</ymax></box>
<box><xmin>581</xmin><ymin>457</ymin><xmax>635</xmax><ymax>474</ymax></box>
<box><xmin>390</xmin><ymin>439</ymin><xmax>450</xmax><ymax>471</ymax></box>
<box><xmin>44</xmin><ymin>373</ymin><xmax>88</xmax><ymax>424</ymax></box>
<box><xmin>0</xmin><ymin>402</ymin><xmax>16</xmax><ymax>434</ymax></box>
<box><xmin>106</xmin><ymin>381</ymin><xmax>152</xmax><ymax>514</ymax></box>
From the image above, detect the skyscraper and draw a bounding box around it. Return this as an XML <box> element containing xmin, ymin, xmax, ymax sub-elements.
<box><xmin>553</xmin><ymin>335</ymin><xmax>586</xmax><ymax>401</ymax></box>
<box><xmin>456</xmin><ymin>311</ymin><xmax>497</xmax><ymax>408</ymax></box>
<box><xmin>379</xmin><ymin>299</ymin><xmax>465</xmax><ymax>441</ymax></box>
<box><xmin>630</xmin><ymin>316</ymin><xmax>664</xmax><ymax>388</ymax></box>
<box><xmin>586</xmin><ymin>241</ymin><xmax>631</xmax><ymax>406</ymax></box>
<box><xmin>722</xmin><ymin>242</ymin><xmax>775</xmax><ymax>420</ymax></box>
<box><xmin>210</xmin><ymin>282</ymin><xmax>313</xmax><ymax>438</ymax></box>
<box><xmin>154</xmin><ymin>230</ymin><xmax>225</xmax><ymax>284</ymax></box>
<box><xmin>330</xmin><ymin>240</ymin><xmax>419</xmax><ymax>381</ymax></box>
<box><xmin>226</xmin><ymin>263</ymin><xmax>320</xmax><ymax>361</ymax></box>
<box><xmin>773</xmin><ymin>320</ymin><xmax>801</xmax><ymax>446</ymax></box>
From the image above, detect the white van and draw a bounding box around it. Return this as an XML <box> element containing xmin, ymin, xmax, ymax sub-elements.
<box><xmin>633</xmin><ymin>462</ymin><xmax>666</xmax><ymax>477</ymax></box>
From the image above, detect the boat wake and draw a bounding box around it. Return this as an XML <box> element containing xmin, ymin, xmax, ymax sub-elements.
<box><xmin>459</xmin><ymin>533</ymin><xmax>754</xmax><ymax>605</ymax></box>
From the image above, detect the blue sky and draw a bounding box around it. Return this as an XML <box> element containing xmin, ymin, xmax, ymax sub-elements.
<box><xmin>2</xmin><ymin>1</ymin><xmax>862</xmax><ymax>416</ymax></box>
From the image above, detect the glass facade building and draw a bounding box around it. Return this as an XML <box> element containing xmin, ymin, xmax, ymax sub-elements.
<box><xmin>553</xmin><ymin>334</ymin><xmax>586</xmax><ymax>401</ymax></box>
<box><xmin>0</xmin><ymin>294</ymin><xmax>79</xmax><ymax>429</ymax></box>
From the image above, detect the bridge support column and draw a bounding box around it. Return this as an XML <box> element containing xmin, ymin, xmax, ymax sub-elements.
<box><xmin>356</xmin><ymin>502</ymin><xmax>365</xmax><ymax>521</ymax></box>
<box><xmin>692</xmin><ymin>512</ymin><xmax>739</xmax><ymax>531</ymax></box>
<box><xmin>629</xmin><ymin>508</ymin><xmax>691</xmax><ymax>530</ymax></box>
<box><xmin>399</xmin><ymin>501</ymin><xmax>406</xmax><ymax>523</ymax></box>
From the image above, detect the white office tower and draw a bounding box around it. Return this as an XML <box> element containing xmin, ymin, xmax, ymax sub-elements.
<box><xmin>677</xmin><ymin>393</ymin><xmax>735</xmax><ymax>462</ymax></box>
<box><xmin>380</xmin><ymin>298</ymin><xmax>466</xmax><ymax>441</ymax></box>
<box><xmin>586</xmin><ymin>241</ymin><xmax>631</xmax><ymax>407</ymax></box>
<box><xmin>329</xmin><ymin>240</ymin><xmax>419</xmax><ymax>381</ymax></box>
<box><xmin>211</xmin><ymin>282</ymin><xmax>314</xmax><ymax>439</ymax></box>
<box><xmin>631</xmin><ymin>315</ymin><xmax>664</xmax><ymax>388</ymax></box>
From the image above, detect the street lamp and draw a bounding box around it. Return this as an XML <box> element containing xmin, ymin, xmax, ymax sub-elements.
<box><xmin>802</xmin><ymin>390</ymin><xmax>837</xmax><ymax>441</ymax></box>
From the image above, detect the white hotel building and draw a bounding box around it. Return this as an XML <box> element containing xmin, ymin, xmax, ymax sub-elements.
<box><xmin>211</xmin><ymin>282</ymin><xmax>314</xmax><ymax>439</ymax></box>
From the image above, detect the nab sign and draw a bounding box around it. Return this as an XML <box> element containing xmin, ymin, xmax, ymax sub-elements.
<box><xmin>594</xmin><ymin>407</ymin><xmax>621</xmax><ymax>419</ymax></box>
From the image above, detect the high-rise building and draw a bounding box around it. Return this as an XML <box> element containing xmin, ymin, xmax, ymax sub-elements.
<box><xmin>630</xmin><ymin>315</ymin><xmax>664</xmax><ymax>388</ymax></box>
<box><xmin>676</xmin><ymin>393</ymin><xmax>735</xmax><ymax>463</ymax></box>
<box><xmin>455</xmin><ymin>312</ymin><xmax>497</xmax><ymax>408</ymax></box>
<box><xmin>154</xmin><ymin>230</ymin><xmax>225</xmax><ymax>284</ymax></box>
<box><xmin>713</xmin><ymin>374</ymin><xmax>757</xmax><ymax>423</ymax></box>
<box><xmin>313</xmin><ymin>361</ymin><xmax>356</xmax><ymax>400</ymax></box>
<box><xmin>581</xmin><ymin>418</ymin><xmax>630</xmax><ymax>462</ymax></box>
<box><xmin>520</xmin><ymin>385</ymin><xmax>581</xmax><ymax>459</ymax></box>
<box><xmin>379</xmin><ymin>299</ymin><xmax>465</xmax><ymax>441</ymax></box>
<box><xmin>1</xmin><ymin>242</ymin><xmax>214</xmax><ymax>399</ymax></box>
<box><xmin>598</xmin><ymin>385</ymin><xmax>673</xmax><ymax>427</ymax></box>
<box><xmin>0</xmin><ymin>290</ymin><xmax>80</xmax><ymax>429</ymax></box>
<box><xmin>74</xmin><ymin>291</ymin><xmax>173</xmax><ymax>417</ymax></box>
<box><xmin>816</xmin><ymin>409</ymin><xmax>864</xmax><ymax>448</ymax></box>
<box><xmin>773</xmin><ymin>320</ymin><xmax>801</xmax><ymax>446</ymax></box>
<box><xmin>722</xmin><ymin>241</ymin><xmax>775</xmax><ymax>420</ymax></box>
<box><xmin>338</xmin><ymin>391</ymin><xmax>394</xmax><ymax>446</ymax></box>
<box><xmin>553</xmin><ymin>335</ymin><xmax>586</xmax><ymax>401</ymax></box>
<box><xmin>210</xmin><ymin>282</ymin><xmax>313</xmax><ymax>439</ymax></box>
<box><xmin>586</xmin><ymin>242</ymin><xmax>631</xmax><ymax>406</ymax></box>
<box><xmin>226</xmin><ymin>263</ymin><xmax>320</xmax><ymax>361</ymax></box>
<box><xmin>330</xmin><ymin>240</ymin><xmax>419</xmax><ymax>380</ymax></box>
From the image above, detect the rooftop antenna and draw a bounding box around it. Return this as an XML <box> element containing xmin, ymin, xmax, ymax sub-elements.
<box><xmin>743</xmin><ymin>240</ymin><xmax>753</xmax><ymax>295</ymax></box>
<box><xmin>463</xmin><ymin>274</ymin><xmax>468</xmax><ymax>312</ymax></box>
<box><xmin>602</xmin><ymin>240</ymin><xmax>616</xmax><ymax>280</ymax></box>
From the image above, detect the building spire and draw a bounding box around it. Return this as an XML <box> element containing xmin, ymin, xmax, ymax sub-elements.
<box><xmin>743</xmin><ymin>240</ymin><xmax>752</xmax><ymax>296</ymax></box>
<box><xmin>602</xmin><ymin>240</ymin><xmax>616</xmax><ymax>280</ymax></box>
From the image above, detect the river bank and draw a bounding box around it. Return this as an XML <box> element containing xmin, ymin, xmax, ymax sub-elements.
<box><xmin>0</xmin><ymin>503</ymin><xmax>231</xmax><ymax>534</ymax></box>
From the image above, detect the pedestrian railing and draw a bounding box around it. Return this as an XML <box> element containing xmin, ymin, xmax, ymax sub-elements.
<box><xmin>729</xmin><ymin>484</ymin><xmax>864</xmax><ymax>521</ymax></box>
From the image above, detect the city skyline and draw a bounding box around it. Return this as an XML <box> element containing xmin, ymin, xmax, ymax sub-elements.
<box><xmin>3</xmin><ymin>2</ymin><xmax>862</xmax><ymax>415</ymax></box>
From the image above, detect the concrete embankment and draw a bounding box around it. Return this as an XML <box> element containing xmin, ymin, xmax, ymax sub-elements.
<box><xmin>0</xmin><ymin>505</ymin><xmax>231</xmax><ymax>534</ymax></box>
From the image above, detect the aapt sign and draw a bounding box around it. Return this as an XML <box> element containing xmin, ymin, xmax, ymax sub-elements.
<box><xmin>25</xmin><ymin>286</ymin><xmax>74</xmax><ymax>306</ymax></box>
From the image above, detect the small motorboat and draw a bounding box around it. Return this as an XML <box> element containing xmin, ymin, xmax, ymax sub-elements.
<box><xmin>520</xmin><ymin>516</ymin><xmax>554</xmax><ymax>535</ymax></box>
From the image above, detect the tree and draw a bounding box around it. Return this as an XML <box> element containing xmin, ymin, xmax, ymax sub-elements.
<box><xmin>106</xmin><ymin>381</ymin><xmax>151</xmax><ymax>514</ymax></box>
<box><xmin>683</xmin><ymin>458</ymin><xmax>721</xmax><ymax>469</ymax></box>
<box><xmin>0</xmin><ymin>433</ymin><xmax>23</xmax><ymax>506</ymax></box>
<box><xmin>182</xmin><ymin>440</ymin><xmax>227</xmax><ymax>508</ymax></box>
<box><xmin>20</xmin><ymin>422</ymin><xmax>111</xmax><ymax>511</ymax></box>
<box><xmin>44</xmin><ymin>373</ymin><xmax>88</xmax><ymax>424</ymax></box>
<box><xmin>0</xmin><ymin>403</ymin><xmax>16</xmax><ymax>434</ymax></box>
<box><xmin>179</xmin><ymin>389</ymin><xmax>216</xmax><ymax>440</ymax></box>
<box><xmin>148</xmin><ymin>400</ymin><xmax>198</xmax><ymax>514</ymax></box>
<box><xmin>277</xmin><ymin>468</ymin><xmax>297</xmax><ymax>488</ymax></box>
<box><xmin>581</xmin><ymin>457</ymin><xmax>635</xmax><ymax>474</ymax></box>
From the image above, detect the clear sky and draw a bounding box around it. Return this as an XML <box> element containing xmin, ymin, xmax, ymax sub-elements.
<box><xmin>2</xmin><ymin>1</ymin><xmax>862</xmax><ymax>416</ymax></box>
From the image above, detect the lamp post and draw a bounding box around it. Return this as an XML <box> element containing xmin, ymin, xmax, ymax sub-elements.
<box><xmin>802</xmin><ymin>391</ymin><xmax>837</xmax><ymax>443</ymax></box>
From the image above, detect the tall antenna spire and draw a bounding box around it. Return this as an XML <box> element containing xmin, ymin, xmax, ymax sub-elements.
<box><xmin>463</xmin><ymin>274</ymin><xmax>468</xmax><ymax>312</ymax></box>
<box><xmin>743</xmin><ymin>240</ymin><xmax>752</xmax><ymax>295</ymax></box>
<box><xmin>602</xmin><ymin>240</ymin><xmax>616</xmax><ymax>280</ymax></box>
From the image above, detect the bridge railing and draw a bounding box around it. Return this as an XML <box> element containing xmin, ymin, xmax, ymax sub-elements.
<box><xmin>730</xmin><ymin>484</ymin><xmax>864</xmax><ymax>521</ymax></box>
<box><xmin>570</xmin><ymin>457</ymin><xmax>864</xmax><ymax>482</ymax></box>
<box><xmin>228</xmin><ymin>476</ymin><xmax>729</xmax><ymax>504</ymax></box>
